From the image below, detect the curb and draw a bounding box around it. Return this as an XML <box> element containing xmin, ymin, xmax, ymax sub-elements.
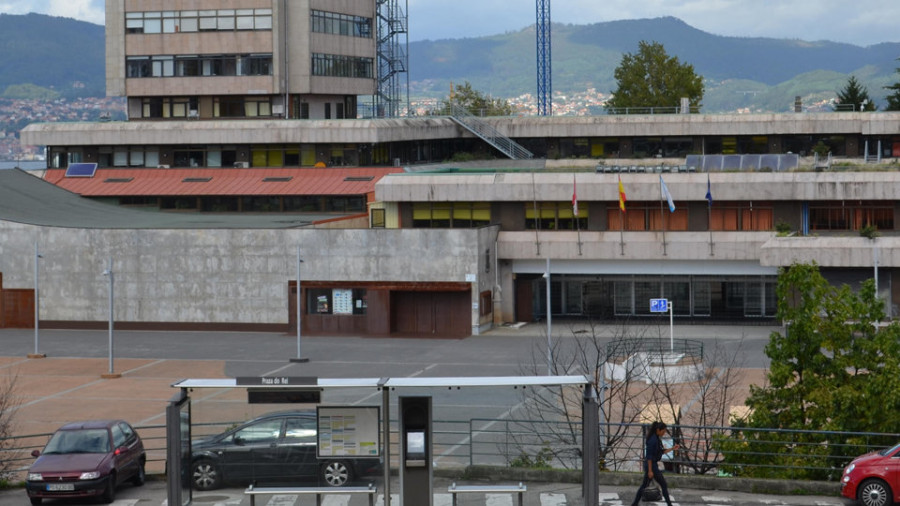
<box><xmin>440</xmin><ymin>466</ymin><xmax>841</xmax><ymax>497</ymax></box>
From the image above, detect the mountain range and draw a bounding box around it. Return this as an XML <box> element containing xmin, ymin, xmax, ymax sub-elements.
<box><xmin>2</xmin><ymin>13</ymin><xmax>899</xmax><ymax>112</ymax></box>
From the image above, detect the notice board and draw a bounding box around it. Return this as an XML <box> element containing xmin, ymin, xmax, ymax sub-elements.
<box><xmin>317</xmin><ymin>406</ymin><xmax>380</xmax><ymax>458</ymax></box>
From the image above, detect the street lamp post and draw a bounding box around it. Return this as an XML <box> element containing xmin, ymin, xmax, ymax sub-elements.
<box><xmin>291</xmin><ymin>245</ymin><xmax>309</xmax><ymax>363</ymax></box>
<box><xmin>29</xmin><ymin>241</ymin><xmax>45</xmax><ymax>358</ymax></box>
<box><xmin>545</xmin><ymin>258</ymin><xmax>552</xmax><ymax>375</ymax></box>
<box><xmin>101</xmin><ymin>256</ymin><xmax>120</xmax><ymax>378</ymax></box>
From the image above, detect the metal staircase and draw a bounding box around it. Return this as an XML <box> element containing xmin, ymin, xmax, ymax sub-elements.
<box><xmin>448</xmin><ymin>104</ymin><xmax>533</xmax><ymax>160</ymax></box>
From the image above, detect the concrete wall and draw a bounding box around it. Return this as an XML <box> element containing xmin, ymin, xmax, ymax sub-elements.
<box><xmin>0</xmin><ymin>222</ymin><xmax>483</xmax><ymax>325</ymax></box>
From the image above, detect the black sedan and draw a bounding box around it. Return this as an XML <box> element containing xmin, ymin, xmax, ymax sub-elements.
<box><xmin>190</xmin><ymin>410</ymin><xmax>381</xmax><ymax>489</ymax></box>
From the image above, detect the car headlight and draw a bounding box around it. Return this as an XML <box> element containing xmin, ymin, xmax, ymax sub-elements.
<box><xmin>845</xmin><ymin>464</ymin><xmax>855</xmax><ymax>474</ymax></box>
<box><xmin>27</xmin><ymin>473</ymin><xmax>43</xmax><ymax>481</ymax></box>
<box><xmin>844</xmin><ymin>475</ymin><xmax>851</xmax><ymax>483</ymax></box>
<box><xmin>79</xmin><ymin>471</ymin><xmax>101</xmax><ymax>480</ymax></box>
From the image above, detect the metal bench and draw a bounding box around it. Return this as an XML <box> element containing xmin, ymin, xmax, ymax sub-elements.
<box><xmin>448</xmin><ymin>482</ymin><xmax>526</xmax><ymax>506</ymax></box>
<box><xmin>244</xmin><ymin>483</ymin><xmax>377</xmax><ymax>506</ymax></box>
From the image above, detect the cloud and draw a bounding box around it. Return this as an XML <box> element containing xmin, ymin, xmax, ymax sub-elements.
<box><xmin>0</xmin><ymin>0</ymin><xmax>104</xmax><ymax>24</ymax></box>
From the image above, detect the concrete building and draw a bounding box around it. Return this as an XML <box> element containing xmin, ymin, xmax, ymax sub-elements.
<box><xmin>106</xmin><ymin>0</ymin><xmax>375</xmax><ymax>127</ymax></box>
<box><xmin>1</xmin><ymin>166</ymin><xmax>898</xmax><ymax>338</ymax></box>
<box><xmin>5</xmin><ymin>1</ymin><xmax>900</xmax><ymax>338</ymax></box>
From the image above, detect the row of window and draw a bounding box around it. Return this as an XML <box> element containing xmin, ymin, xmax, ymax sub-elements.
<box><xmin>411</xmin><ymin>201</ymin><xmax>895</xmax><ymax>232</ymax></box>
<box><xmin>121</xmin><ymin>195</ymin><xmax>367</xmax><ymax>214</ymax></box>
<box><xmin>125</xmin><ymin>9</ymin><xmax>273</xmax><ymax>33</ymax></box>
<box><xmin>311</xmin><ymin>10</ymin><xmax>372</xmax><ymax>38</ymax></box>
<box><xmin>126</xmin><ymin>54</ymin><xmax>273</xmax><ymax>78</ymax></box>
<box><xmin>311</xmin><ymin>54</ymin><xmax>373</xmax><ymax>79</ymax></box>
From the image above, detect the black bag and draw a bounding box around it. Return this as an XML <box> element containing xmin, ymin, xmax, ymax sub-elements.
<box><xmin>642</xmin><ymin>485</ymin><xmax>662</xmax><ymax>502</ymax></box>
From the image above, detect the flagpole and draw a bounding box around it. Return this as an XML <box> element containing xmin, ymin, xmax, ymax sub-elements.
<box><xmin>660</xmin><ymin>177</ymin><xmax>667</xmax><ymax>256</ymax></box>
<box><xmin>573</xmin><ymin>174</ymin><xmax>582</xmax><ymax>256</ymax></box>
<box><xmin>707</xmin><ymin>173</ymin><xmax>714</xmax><ymax>256</ymax></box>
<box><xmin>618</xmin><ymin>175</ymin><xmax>626</xmax><ymax>256</ymax></box>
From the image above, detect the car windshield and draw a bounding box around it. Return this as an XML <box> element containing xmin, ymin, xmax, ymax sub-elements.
<box><xmin>880</xmin><ymin>442</ymin><xmax>900</xmax><ymax>456</ymax></box>
<box><xmin>44</xmin><ymin>428</ymin><xmax>111</xmax><ymax>454</ymax></box>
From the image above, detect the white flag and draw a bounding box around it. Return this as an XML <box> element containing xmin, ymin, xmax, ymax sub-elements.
<box><xmin>660</xmin><ymin>176</ymin><xmax>675</xmax><ymax>212</ymax></box>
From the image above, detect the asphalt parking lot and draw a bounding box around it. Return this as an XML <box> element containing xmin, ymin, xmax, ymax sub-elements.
<box><xmin>0</xmin><ymin>323</ymin><xmax>846</xmax><ymax>506</ymax></box>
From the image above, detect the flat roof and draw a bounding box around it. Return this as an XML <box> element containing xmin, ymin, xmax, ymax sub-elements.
<box><xmin>171</xmin><ymin>375</ymin><xmax>590</xmax><ymax>389</ymax></box>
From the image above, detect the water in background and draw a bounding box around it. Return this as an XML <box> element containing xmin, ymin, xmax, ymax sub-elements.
<box><xmin>0</xmin><ymin>161</ymin><xmax>46</xmax><ymax>171</ymax></box>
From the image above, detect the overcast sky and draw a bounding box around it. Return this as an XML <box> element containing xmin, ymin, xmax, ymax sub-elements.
<box><xmin>1</xmin><ymin>0</ymin><xmax>898</xmax><ymax>46</ymax></box>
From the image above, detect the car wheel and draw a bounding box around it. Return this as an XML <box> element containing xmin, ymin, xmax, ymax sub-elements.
<box><xmin>192</xmin><ymin>459</ymin><xmax>221</xmax><ymax>490</ymax></box>
<box><xmin>101</xmin><ymin>473</ymin><xmax>116</xmax><ymax>504</ymax></box>
<box><xmin>29</xmin><ymin>497</ymin><xmax>42</xmax><ymax>506</ymax></box>
<box><xmin>859</xmin><ymin>479</ymin><xmax>892</xmax><ymax>506</ymax></box>
<box><xmin>132</xmin><ymin>460</ymin><xmax>146</xmax><ymax>486</ymax></box>
<box><xmin>321</xmin><ymin>460</ymin><xmax>352</xmax><ymax>487</ymax></box>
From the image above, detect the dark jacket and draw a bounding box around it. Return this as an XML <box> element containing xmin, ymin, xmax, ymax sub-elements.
<box><xmin>645</xmin><ymin>432</ymin><xmax>664</xmax><ymax>463</ymax></box>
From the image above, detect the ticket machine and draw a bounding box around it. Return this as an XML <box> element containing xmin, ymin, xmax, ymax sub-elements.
<box><xmin>399</xmin><ymin>396</ymin><xmax>432</xmax><ymax>506</ymax></box>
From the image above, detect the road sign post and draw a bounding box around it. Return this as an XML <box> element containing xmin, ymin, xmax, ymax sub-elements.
<box><xmin>650</xmin><ymin>298</ymin><xmax>674</xmax><ymax>351</ymax></box>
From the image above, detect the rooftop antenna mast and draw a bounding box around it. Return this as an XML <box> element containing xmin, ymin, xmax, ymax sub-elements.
<box><xmin>536</xmin><ymin>0</ymin><xmax>552</xmax><ymax>116</ymax></box>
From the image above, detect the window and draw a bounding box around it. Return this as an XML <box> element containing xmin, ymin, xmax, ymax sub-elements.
<box><xmin>128</xmin><ymin>54</ymin><xmax>272</xmax><ymax>78</ymax></box>
<box><xmin>126</xmin><ymin>9</ymin><xmax>272</xmax><ymax>33</ymax></box>
<box><xmin>371</xmin><ymin>208</ymin><xmax>386</xmax><ymax>228</ymax></box>
<box><xmin>413</xmin><ymin>202</ymin><xmax>491</xmax><ymax>228</ymax></box>
<box><xmin>525</xmin><ymin>202</ymin><xmax>586</xmax><ymax>230</ymax></box>
<box><xmin>312</xmin><ymin>53</ymin><xmax>373</xmax><ymax>78</ymax></box>
<box><xmin>607</xmin><ymin>203</ymin><xmax>687</xmax><ymax>231</ymax></box>
<box><xmin>709</xmin><ymin>202</ymin><xmax>774</xmax><ymax>231</ymax></box>
<box><xmin>311</xmin><ymin>10</ymin><xmax>373</xmax><ymax>38</ymax></box>
<box><xmin>809</xmin><ymin>201</ymin><xmax>893</xmax><ymax>231</ymax></box>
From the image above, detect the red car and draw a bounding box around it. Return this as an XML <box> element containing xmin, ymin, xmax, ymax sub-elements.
<box><xmin>25</xmin><ymin>420</ymin><xmax>146</xmax><ymax>505</ymax></box>
<box><xmin>841</xmin><ymin>442</ymin><xmax>900</xmax><ymax>506</ymax></box>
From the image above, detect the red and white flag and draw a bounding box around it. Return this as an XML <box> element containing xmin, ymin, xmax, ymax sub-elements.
<box><xmin>572</xmin><ymin>174</ymin><xmax>578</xmax><ymax>216</ymax></box>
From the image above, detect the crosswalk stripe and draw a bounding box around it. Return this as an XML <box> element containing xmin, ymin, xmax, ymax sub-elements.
<box><xmin>702</xmin><ymin>497</ymin><xmax>733</xmax><ymax>503</ymax></box>
<box><xmin>435</xmin><ymin>493</ymin><xmax>453</xmax><ymax>506</ymax></box>
<box><xmin>264</xmin><ymin>495</ymin><xmax>298</xmax><ymax>506</ymax></box>
<box><xmin>375</xmin><ymin>494</ymin><xmax>399</xmax><ymax>506</ymax></box>
<box><xmin>599</xmin><ymin>492</ymin><xmax>621</xmax><ymax>501</ymax></box>
<box><xmin>541</xmin><ymin>492</ymin><xmax>568</xmax><ymax>505</ymax></box>
<box><xmin>486</xmin><ymin>493</ymin><xmax>513</xmax><ymax>506</ymax></box>
<box><xmin>321</xmin><ymin>494</ymin><xmax>353</xmax><ymax>506</ymax></box>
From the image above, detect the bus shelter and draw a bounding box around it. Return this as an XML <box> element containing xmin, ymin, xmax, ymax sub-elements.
<box><xmin>166</xmin><ymin>375</ymin><xmax>598</xmax><ymax>506</ymax></box>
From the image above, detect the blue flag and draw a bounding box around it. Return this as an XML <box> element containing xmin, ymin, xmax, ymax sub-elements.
<box><xmin>660</xmin><ymin>176</ymin><xmax>675</xmax><ymax>212</ymax></box>
<box><xmin>705</xmin><ymin>174</ymin><xmax>713</xmax><ymax>207</ymax></box>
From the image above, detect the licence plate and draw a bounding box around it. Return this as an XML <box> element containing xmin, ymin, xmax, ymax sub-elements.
<box><xmin>46</xmin><ymin>483</ymin><xmax>75</xmax><ymax>491</ymax></box>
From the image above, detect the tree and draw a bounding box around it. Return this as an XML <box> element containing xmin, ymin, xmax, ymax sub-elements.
<box><xmin>835</xmin><ymin>76</ymin><xmax>876</xmax><ymax>111</ymax></box>
<box><xmin>514</xmin><ymin>321</ymin><xmax>745</xmax><ymax>473</ymax></box>
<box><xmin>719</xmin><ymin>262</ymin><xmax>900</xmax><ymax>479</ymax></box>
<box><xmin>0</xmin><ymin>371</ymin><xmax>20</xmax><ymax>485</ymax></box>
<box><xmin>884</xmin><ymin>58</ymin><xmax>900</xmax><ymax>111</ymax></box>
<box><xmin>605</xmin><ymin>41</ymin><xmax>704</xmax><ymax>113</ymax></box>
<box><xmin>440</xmin><ymin>81</ymin><xmax>515</xmax><ymax>117</ymax></box>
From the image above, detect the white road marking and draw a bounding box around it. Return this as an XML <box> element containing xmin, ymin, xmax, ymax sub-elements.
<box><xmin>485</xmin><ymin>493</ymin><xmax>513</xmax><ymax>506</ymax></box>
<box><xmin>540</xmin><ymin>492</ymin><xmax>568</xmax><ymax>505</ymax></box>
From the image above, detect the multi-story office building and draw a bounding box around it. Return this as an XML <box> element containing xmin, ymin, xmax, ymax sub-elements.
<box><xmin>106</xmin><ymin>0</ymin><xmax>375</xmax><ymax>124</ymax></box>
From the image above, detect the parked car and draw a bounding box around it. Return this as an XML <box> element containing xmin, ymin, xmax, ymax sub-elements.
<box><xmin>841</xmin><ymin>442</ymin><xmax>900</xmax><ymax>506</ymax></box>
<box><xmin>190</xmin><ymin>410</ymin><xmax>381</xmax><ymax>490</ymax></box>
<box><xmin>25</xmin><ymin>420</ymin><xmax>146</xmax><ymax>505</ymax></box>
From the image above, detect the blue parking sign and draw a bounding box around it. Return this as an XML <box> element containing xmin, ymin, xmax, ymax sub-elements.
<box><xmin>650</xmin><ymin>298</ymin><xmax>668</xmax><ymax>312</ymax></box>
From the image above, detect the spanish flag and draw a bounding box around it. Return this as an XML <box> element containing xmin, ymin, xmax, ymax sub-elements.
<box><xmin>618</xmin><ymin>176</ymin><xmax>626</xmax><ymax>211</ymax></box>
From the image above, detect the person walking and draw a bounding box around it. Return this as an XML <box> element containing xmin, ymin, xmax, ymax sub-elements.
<box><xmin>630</xmin><ymin>421</ymin><xmax>680</xmax><ymax>506</ymax></box>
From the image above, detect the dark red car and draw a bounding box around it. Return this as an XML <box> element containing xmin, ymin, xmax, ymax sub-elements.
<box><xmin>26</xmin><ymin>420</ymin><xmax>146</xmax><ymax>505</ymax></box>
<box><xmin>841</xmin><ymin>442</ymin><xmax>900</xmax><ymax>506</ymax></box>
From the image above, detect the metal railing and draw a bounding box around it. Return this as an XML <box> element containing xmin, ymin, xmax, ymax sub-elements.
<box><xmin>3</xmin><ymin>419</ymin><xmax>897</xmax><ymax>484</ymax></box>
<box><xmin>447</xmin><ymin>103</ymin><xmax>533</xmax><ymax>160</ymax></box>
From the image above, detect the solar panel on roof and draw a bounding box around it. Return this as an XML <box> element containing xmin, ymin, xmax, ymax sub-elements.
<box><xmin>65</xmin><ymin>163</ymin><xmax>98</xmax><ymax>178</ymax></box>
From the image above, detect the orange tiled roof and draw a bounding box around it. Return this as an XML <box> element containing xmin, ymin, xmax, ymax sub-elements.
<box><xmin>43</xmin><ymin>167</ymin><xmax>404</xmax><ymax>197</ymax></box>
